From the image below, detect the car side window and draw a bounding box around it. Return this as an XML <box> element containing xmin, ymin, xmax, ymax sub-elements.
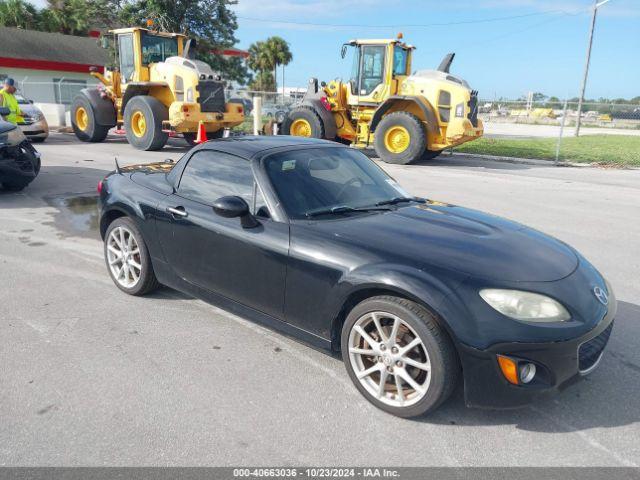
<box><xmin>178</xmin><ymin>150</ymin><xmax>254</xmax><ymax>206</ymax></box>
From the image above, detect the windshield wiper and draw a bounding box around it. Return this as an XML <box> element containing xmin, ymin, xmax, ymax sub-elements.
<box><xmin>306</xmin><ymin>205</ymin><xmax>392</xmax><ymax>218</ymax></box>
<box><xmin>376</xmin><ymin>196</ymin><xmax>426</xmax><ymax>206</ymax></box>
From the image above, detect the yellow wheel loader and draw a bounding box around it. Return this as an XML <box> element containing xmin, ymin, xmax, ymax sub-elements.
<box><xmin>71</xmin><ymin>27</ymin><xmax>244</xmax><ymax>151</ymax></box>
<box><xmin>282</xmin><ymin>35</ymin><xmax>483</xmax><ymax>164</ymax></box>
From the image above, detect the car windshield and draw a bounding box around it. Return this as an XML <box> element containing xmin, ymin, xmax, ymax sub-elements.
<box><xmin>265</xmin><ymin>147</ymin><xmax>416</xmax><ymax>219</ymax></box>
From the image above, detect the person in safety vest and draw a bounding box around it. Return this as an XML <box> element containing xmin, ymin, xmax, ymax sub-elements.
<box><xmin>0</xmin><ymin>78</ymin><xmax>24</xmax><ymax>125</ymax></box>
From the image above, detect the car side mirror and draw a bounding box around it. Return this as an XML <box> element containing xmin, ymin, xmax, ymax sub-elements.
<box><xmin>212</xmin><ymin>195</ymin><xmax>259</xmax><ymax>228</ymax></box>
<box><xmin>0</xmin><ymin>106</ymin><xmax>9</xmax><ymax>116</ymax></box>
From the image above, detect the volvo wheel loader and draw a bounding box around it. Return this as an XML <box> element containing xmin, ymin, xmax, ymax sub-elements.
<box><xmin>71</xmin><ymin>27</ymin><xmax>244</xmax><ymax>151</ymax></box>
<box><xmin>282</xmin><ymin>35</ymin><xmax>483</xmax><ymax>164</ymax></box>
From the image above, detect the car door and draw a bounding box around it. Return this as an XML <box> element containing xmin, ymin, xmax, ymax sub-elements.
<box><xmin>157</xmin><ymin>149</ymin><xmax>289</xmax><ymax>320</ymax></box>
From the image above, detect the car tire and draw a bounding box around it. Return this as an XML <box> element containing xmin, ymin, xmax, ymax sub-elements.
<box><xmin>282</xmin><ymin>106</ymin><xmax>325</xmax><ymax>139</ymax></box>
<box><xmin>183</xmin><ymin>129</ymin><xmax>224</xmax><ymax>146</ymax></box>
<box><xmin>124</xmin><ymin>96</ymin><xmax>169</xmax><ymax>151</ymax></box>
<box><xmin>374</xmin><ymin>112</ymin><xmax>427</xmax><ymax>165</ymax></box>
<box><xmin>104</xmin><ymin>216</ymin><xmax>160</xmax><ymax>296</ymax></box>
<box><xmin>341</xmin><ymin>295</ymin><xmax>459</xmax><ymax>418</ymax></box>
<box><xmin>2</xmin><ymin>181</ymin><xmax>29</xmax><ymax>191</ymax></box>
<box><xmin>71</xmin><ymin>95</ymin><xmax>110</xmax><ymax>143</ymax></box>
<box><xmin>29</xmin><ymin>137</ymin><xmax>46</xmax><ymax>143</ymax></box>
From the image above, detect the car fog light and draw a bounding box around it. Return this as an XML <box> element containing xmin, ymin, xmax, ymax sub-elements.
<box><xmin>519</xmin><ymin>363</ymin><xmax>536</xmax><ymax>384</ymax></box>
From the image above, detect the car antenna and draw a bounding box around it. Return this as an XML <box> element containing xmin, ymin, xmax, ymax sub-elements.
<box><xmin>114</xmin><ymin>157</ymin><xmax>122</xmax><ymax>174</ymax></box>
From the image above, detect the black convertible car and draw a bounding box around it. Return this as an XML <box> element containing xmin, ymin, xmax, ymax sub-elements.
<box><xmin>0</xmin><ymin>113</ymin><xmax>40</xmax><ymax>191</ymax></box>
<box><xmin>98</xmin><ymin>136</ymin><xmax>615</xmax><ymax>417</ymax></box>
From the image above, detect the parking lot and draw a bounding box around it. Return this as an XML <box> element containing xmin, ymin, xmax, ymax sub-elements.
<box><xmin>1</xmin><ymin>132</ymin><xmax>640</xmax><ymax>466</ymax></box>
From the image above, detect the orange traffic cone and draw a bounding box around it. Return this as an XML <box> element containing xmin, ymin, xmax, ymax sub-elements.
<box><xmin>195</xmin><ymin>121</ymin><xmax>207</xmax><ymax>144</ymax></box>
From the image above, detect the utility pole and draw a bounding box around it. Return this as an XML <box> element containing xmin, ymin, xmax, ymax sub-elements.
<box><xmin>575</xmin><ymin>0</ymin><xmax>612</xmax><ymax>136</ymax></box>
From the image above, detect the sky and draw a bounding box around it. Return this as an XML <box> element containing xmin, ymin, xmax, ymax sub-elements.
<box><xmin>231</xmin><ymin>0</ymin><xmax>640</xmax><ymax>100</ymax></box>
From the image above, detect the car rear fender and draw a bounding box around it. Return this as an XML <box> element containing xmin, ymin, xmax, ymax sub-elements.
<box><xmin>99</xmin><ymin>173</ymin><xmax>167</xmax><ymax>262</ymax></box>
<box><xmin>329</xmin><ymin>263</ymin><xmax>470</xmax><ymax>350</ymax></box>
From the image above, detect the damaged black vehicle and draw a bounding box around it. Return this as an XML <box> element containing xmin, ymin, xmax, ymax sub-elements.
<box><xmin>0</xmin><ymin>109</ymin><xmax>41</xmax><ymax>191</ymax></box>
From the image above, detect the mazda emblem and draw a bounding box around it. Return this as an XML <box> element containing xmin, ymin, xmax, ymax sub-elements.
<box><xmin>593</xmin><ymin>286</ymin><xmax>608</xmax><ymax>306</ymax></box>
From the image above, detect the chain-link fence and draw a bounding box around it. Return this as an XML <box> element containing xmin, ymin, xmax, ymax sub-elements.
<box><xmin>478</xmin><ymin>99</ymin><xmax>640</xmax><ymax>130</ymax></box>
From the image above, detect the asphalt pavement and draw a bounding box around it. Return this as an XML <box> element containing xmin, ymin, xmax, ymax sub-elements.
<box><xmin>1</xmin><ymin>133</ymin><xmax>639</xmax><ymax>466</ymax></box>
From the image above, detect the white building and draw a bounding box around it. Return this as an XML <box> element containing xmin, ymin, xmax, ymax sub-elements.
<box><xmin>0</xmin><ymin>27</ymin><xmax>108</xmax><ymax>104</ymax></box>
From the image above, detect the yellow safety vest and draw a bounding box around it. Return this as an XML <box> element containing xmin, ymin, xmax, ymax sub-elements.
<box><xmin>0</xmin><ymin>90</ymin><xmax>23</xmax><ymax>124</ymax></box>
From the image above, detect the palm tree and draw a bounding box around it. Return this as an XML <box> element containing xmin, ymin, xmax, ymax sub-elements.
<box><xmin>248</xmin><ymin>41</ymin><xmax>272</xmax><ymax>91</ymax></box>
<box><xmin>0</xmin><ymin>0</ymin><xmax>38</xmax><ymax>29</ymax></box>
<box><xmin>248</xmin><ymin>37</ymin><xmax>292</xmax><ymax>94</ymax></box>
<box><xmin>264</xmin><ymin>36</ymin><xmax>292</xmax><ymax>97</ymax></box>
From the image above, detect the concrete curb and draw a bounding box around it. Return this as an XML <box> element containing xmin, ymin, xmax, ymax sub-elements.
<box><xmin>448</xmin><ymin>151</ymin><xmax>635</xmax><ymax>169</ymax></box>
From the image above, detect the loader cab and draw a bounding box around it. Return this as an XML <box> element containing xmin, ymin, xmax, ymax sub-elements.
<box><xmin>110</xmin><ymin>28</ymin><xmax>185</xmax><ymax>84</ymax></box>
<box><xmin>342</xmin><ymin>37</ymin><xmax>414</xmax><ymax>107</ymax></box>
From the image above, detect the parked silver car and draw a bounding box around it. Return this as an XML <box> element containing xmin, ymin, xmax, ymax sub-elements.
<box><xmin>16</xmin><ymin>95</ymin><xmax>49</xmax><ymax>142</ymax></box>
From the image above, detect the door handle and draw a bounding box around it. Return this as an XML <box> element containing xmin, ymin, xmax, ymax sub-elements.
<box><xmin>166</xmin><ymin>206</ymin><xmax>188</xmax><ymax>218</ymax></box>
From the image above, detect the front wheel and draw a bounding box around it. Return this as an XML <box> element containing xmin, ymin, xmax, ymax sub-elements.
<box><xmin>123</xmin><ymin>96</ymin><xmax>168</xmax><ymax>151</ymax></box>
<box><xmin>341</xmin><ymin>295</ymin><xmax>459</xmax><ymax>418</ymax></box>
<box><xmin>374</xmin><ymin>112</ymin><xmax>427</xmax><ymax>165</ymax></box>
<box><xmin>282</xmin><ymin>107</ymin><xmax>325</xmax><ymax>139</ymax></box>
<box><xmin>104</xmin><ymin>217</ymin><xmax>159</xmax><ymax>296</ymax></box>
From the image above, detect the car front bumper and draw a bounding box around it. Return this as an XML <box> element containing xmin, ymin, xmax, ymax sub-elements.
<box><xmin>19</xmin><ymin>118</ymin><xmax>49</xmax><ymax>140</ymax></box>
<box><xmin>458</xmin><ymin>299</ymin><xmax>616</xmax><ymax>409</ymax></box>
<box><xmin>0</xmin><ymin>141</ymin><xmax>41</xmax><ymax>183</ymax></box>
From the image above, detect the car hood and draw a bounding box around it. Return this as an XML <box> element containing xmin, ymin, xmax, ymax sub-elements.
<box><xmin>319</xmin><ymin>201</ymin><xmax>579</xmax><ymax>282</ymax></box>
<box><xmin>18</xmin><ymin>104</ymin><xmax>40</xmax><ymax>116</ymax></box>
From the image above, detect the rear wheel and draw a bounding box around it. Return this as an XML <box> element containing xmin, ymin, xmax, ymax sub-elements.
<box><xmin>283</xmin><ymin>107</ymin><xmax>325</xmax><ymax>139</ymax></box>
<box><xmin>374</xmin><ymin>112</ymin><xmax>427</xmax><ymax>165</ymax></box>
<box><xmin>104</xmin><ymin>217</ymin><xmax>159</xmax><ymax>296</ymax></box>
<box><xmin>71</xmin><ymin>95</ymin><xmax>109</xmax><ymax>142</ymax></box>
<box><xmin>124</xmin><ymin>96</ymin><xmax>168</xmax><ymax>151</ymax></box>
<box><xmin>341</xmin><ymin>295</ymin><xmax>459</xmax><ymax>418</ymax></box>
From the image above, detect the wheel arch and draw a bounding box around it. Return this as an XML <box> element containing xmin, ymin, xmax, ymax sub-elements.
<box><xmin>99</xmin><ymin>203</ymin><xmax>144</xmax><ymax>240</ymax></box>
<box><xmin>122</xmin><ymin>83</ymin><xmax>173</xmax><ymax>113</ymax></box>
<box><xmin>370</xmin><ymin>96</ymin><xmax>438</xmax><ymax>136</ymax></box>
<box><xmin>298</xmin><ymin>100</ymin><xmax>337</xmax><ymax>139</ymax></box>
<box><xmin>329</xmin><ymin>265</ymin><xmax>465</xmax><ymax>352</ymax></box>
<box><xmin>76</xmin><ymin>88</ymin><xmax>117</xmax><ymax>127</ymax></box>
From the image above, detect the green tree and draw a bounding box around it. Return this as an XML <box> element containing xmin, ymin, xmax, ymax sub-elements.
<box><xmin>247</xmin><ymin>40</ymin><xmax>271</xmax><ymax>90</ymax></box>
<box><xmin>265</xmin><ymin>36</ymin><xmax>292</xmax><ymax>93</ymax></box>
<box><xmin>0</xmin><ymin>0</ymin><xmax>38</xmax><ymax>29</ymax></box>
<box><xmin>247</xmin><ymin>36</ymin><xmax>292</xmax><ymax>92</ymax></box>
<box><xmin>34</xmin><ymin>0</ymin><xmax>114</xmax><ymax>35</ymax></box>
<box><xmin>249</xmin><ymin>71</ymin><xmax>275</xmax><ymax>92</ymax></box>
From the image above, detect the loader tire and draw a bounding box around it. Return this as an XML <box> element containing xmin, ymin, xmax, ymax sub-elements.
<box><xmin>422</xmin><ymin>149</ymin><xmax>443</xmax><ymax>160</ymax></box>
<box><xmin>374</xmin><ymin>112</ymin><xmax>427</xmax><ymax>165</ymax></box>
<box><xmin>124</xmin><ymin>96</ymin><xmax>169</xmax><ymax>151</ymax></box>
<box><xmin>71</xmin><ymin>95</ymin><xmax>110</xmax><ymax>143</ymax></box>
<box><xmin>283</xmin><ymin>107</ymin><xmax>325</xmax><ymax>139</ymax></box>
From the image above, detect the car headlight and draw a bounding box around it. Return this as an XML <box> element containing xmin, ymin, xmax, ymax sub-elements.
<box><xmin>0</xmin><ymin>127</ymin><xmax>26</xmax><ymax>147</ymax></box>
<box><xmin>31</xmin><ymin>112</ymin><xmax>44</xmax><ymax>122</ymax></box>
<box><xmin>455</xmin><ymin>102</ymin><xmax>465</xmax><ymax>117</ymax></box>
<box><xmin>479</xmin><ymin>289</ymin><xmax>571</xmax><ymax>322</ymax></box>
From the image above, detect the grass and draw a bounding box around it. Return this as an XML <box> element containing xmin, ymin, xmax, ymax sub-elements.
<box><xmin>454</xmin><ymin>135</ymin><xmax>640</xmax><ymax>166</ymax></box>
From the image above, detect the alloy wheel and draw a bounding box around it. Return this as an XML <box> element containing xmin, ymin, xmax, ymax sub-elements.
<box><xmin>348</xmin><ymin>311</ymin><xmax>431</xmax><ymax>407</ymax></box>
<box><xmin>106</xmin><ymin>226</ymin><xmax>142</xmax><ymax>289</ymax></box>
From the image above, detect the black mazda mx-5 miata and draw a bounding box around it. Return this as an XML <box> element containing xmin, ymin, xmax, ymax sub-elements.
<box><xmin>98</xmin><ymin>136</ymin><xmax>615</xmax><ymax>417</ymax></box>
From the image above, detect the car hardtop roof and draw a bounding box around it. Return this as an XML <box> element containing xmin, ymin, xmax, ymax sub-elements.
<box><xmin>195</xmin><ymin>135</ymin><xmax>337</xmax><ymax>158</ymax></box>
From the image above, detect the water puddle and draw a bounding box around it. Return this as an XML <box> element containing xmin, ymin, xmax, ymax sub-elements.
<box><xmin>44</xmin><ymin>194</ymin><xmax>99</xmax><ymax>238</ymax></box>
